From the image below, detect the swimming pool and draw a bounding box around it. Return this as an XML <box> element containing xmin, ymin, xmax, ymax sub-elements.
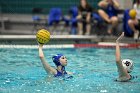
<box><xmin>0</xmin><ymin>48</ymin><xmax>140</xmax><ymax>93</ymax></box>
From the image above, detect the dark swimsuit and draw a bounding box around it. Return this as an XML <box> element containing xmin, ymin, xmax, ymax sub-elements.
<box><xmin>129</xmin><ymin>75</ymin><xmax>138</xmax><ymax>80</ymax></box>
<box><xmin>54</xmin><ymin>69</ymin><xmax>67</xmax><ymax>77</ymax></box>
<box><xmin>54</xmin><ymin>69</ymin><xmax>73</xmax><ymax>79</ymax></box>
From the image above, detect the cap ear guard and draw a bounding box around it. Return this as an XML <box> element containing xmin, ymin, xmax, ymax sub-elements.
<box><xmin>52</xmin><ymin>54</ymin><xmax>63</xmax><ymax>66</ymax></box>
<box><xmin>122</xmin><ymin>59</ymin><xmax>134</xmax><ymax>73</ymax></box>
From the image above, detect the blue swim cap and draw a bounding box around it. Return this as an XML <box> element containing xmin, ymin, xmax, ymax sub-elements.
<box><xmin>52</xmin><ymin>54</ymin><xmax>63</xmax><ymax>66</ymax></box>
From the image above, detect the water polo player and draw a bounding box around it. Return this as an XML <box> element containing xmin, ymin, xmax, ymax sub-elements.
<box><xmin>36</xmin><ymin>29</ymin><xmax>72</xmax><ymax>78</ymax></box>
<box><xmin>38</xmin><ymin>44</ymin><xmax>73</xmax><ymax>78</ymax></box>
<box><xmin>115</xmin><ymin>32</ymin><xmax>135</xmax><ymax>82</ymax></box>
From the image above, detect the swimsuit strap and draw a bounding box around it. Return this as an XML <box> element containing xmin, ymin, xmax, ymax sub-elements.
<box><xmin>54</xmin><ymin>67</ymin><xmax>67</xmax><ymax>77</ymax></box>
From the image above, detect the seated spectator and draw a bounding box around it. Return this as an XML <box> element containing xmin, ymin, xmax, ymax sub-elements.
<box><xmin>48</xmin><ymin>8</ymin><xmax>63</xmax><ymax>26</ymax></box>
<box><xmin>76</xmin><ymin>0</ymin><xmax>93</xmax><ymax>35</ymax></box>
<box><xmin>123</xmin><ymin>0</ymin><xmax>140</xmax><ymax>40</ymax></box>
<box><xmin>126</xmin><ymin>9</ymin><xmax>140</xmax><ymax>39</ymax></box>
<box><xmin>98</xmin><ymin>0</ymin><xmax>119</xmax><ymax>35</ymax></box>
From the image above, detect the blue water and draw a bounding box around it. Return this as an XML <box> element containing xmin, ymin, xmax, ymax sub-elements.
<box><xmin>0</xmin><ymin>48</ymin><xmax>140</xmax><ymax>93</ymax></box>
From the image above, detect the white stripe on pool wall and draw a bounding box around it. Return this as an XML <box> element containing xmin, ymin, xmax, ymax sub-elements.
<box><xmin>0</xmin><ymin>43</ymin><xmax>139</xmax><ymax>48</ymax></box>
<box><xmin>98</xmin><ymin>42</ymin><xmax>128</xmax><ymax>46</ymax></box>
<box><xmin>0</xmin><ymin>44</ymin><xmax>74</xmax><ymax>49</ymax></box>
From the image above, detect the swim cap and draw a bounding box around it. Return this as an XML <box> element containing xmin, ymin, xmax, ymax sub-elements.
<box><xmin>52</xmin><ymin>54</ymin><xmax>63</xmax><ymax>66</ymax></box>
<box><xmin>122</xmin><ymin>59</ymin><xmax>134</xmax><ymax>73</ymax></box>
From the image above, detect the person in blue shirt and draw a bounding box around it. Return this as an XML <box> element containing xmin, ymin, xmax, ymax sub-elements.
<box><xmin>127</xmin><ymin>0</ymin><xmax>140</xmax><ymax>39</ymax></box>
<box><xmin>127</xmin><ymin>9</ymin><xmax>140</xmax><ymax>40</ymax></box>
<box><xmin>98</xmin><ymin>0</ymin><xmax>119</xmax><ymax>35</ymax></box>
<box><xmin>38</xmin><ymin>44</ymin><xmax>72</xmax><ymax>77</ymax></box>
<box><xmin>115</xmin><ymin>32</ymin><xmax>134</xmax><ymax>82</ymax></box>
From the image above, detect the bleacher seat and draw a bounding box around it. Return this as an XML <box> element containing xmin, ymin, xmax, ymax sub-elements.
<box><xmin>48</xmin><ymin>8</ymin><xmax>63</xmax><ymax>26</ymax></box>
<box><xmin>68</xmin><ymin>6</ymin><xmax>78</xmax><ymax>34</ymax></box>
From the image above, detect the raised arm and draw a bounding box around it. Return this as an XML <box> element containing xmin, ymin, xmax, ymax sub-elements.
<box><xmin>116</xmin><ymin>32</ymin><xmax>124</xmax><ymax>62</ymax></box>
<box><xmin>115</xmin><ymin>32</ymin><xmax>130</xmax><ymax>80</ymax></box>
<box><xmin>38</xmin><ymin>44</ymin><xmax>56</xmax><ymax>74</ymax></box>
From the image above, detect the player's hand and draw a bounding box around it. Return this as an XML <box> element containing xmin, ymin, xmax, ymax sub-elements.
<box><xmin>38</xmin><ymin>42</ymin><xmax>43</xmax><ymax>48</ymax></box>
<box><xmin>116</xmin><ymin>32</ymin><xmax>124</xmax><ymax>42</ymax></box>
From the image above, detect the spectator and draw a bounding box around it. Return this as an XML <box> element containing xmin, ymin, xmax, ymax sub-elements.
<box><xmin>98</xmin><ymin>0</ymin><xmax>119</xmax><ymax>35</ymax></box>
<box><xmin>127</xmin><ymin>9</ymin><xmax>140</xmax><ymax>39</ymax></box>
<box><xmin>77</xmin><ymin>0</ymin><xmax>93</xmax><ymax>35</ymax></box>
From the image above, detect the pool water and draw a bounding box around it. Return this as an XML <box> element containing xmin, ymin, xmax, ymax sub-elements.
<box><xmin>0</xmin><ymin>48</ymin><xmax>140</xmax><ymax>93</ymax></box>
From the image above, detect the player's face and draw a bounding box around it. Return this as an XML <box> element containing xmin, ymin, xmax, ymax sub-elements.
<box><xmin>59</xmin><ymin>56</ymin><xmax>67</xmax><ymax>66</ymax></box>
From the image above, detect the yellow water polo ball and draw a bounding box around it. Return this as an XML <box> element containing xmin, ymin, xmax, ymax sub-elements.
<box><xmin>36</xmin><ymin>29</ymin><xmax>50</xmax><ymax>44</ymax></box>
<box><xmin>129</xmin><ymin>9</ymin><xmax>137</xmax><ymax>19</ymax></box>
